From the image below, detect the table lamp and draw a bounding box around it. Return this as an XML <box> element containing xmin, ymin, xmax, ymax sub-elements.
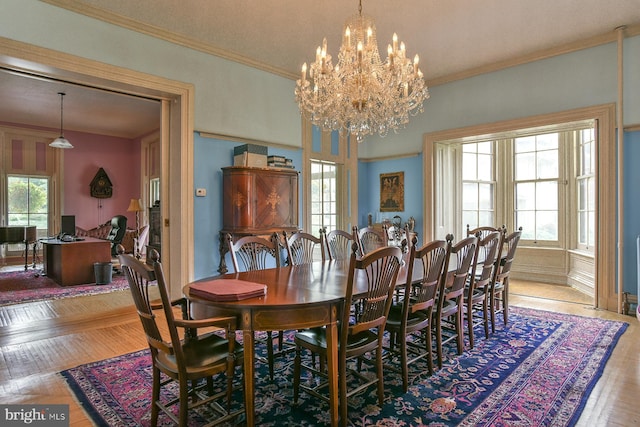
<box><xmin>127</xmin><ymin>198</ymin><xmax>143</xmax><ymax>258</ymax></box>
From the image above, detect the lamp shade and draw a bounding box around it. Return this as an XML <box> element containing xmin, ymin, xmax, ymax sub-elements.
<box><xmin>127</xmin><ymin>198</ymin><xmax>143</xmax><ymax>212</ymax></box>
<box><xmin>49</xmin><ymin>136</ymin><xmax>74</xmax><ymax>149</ymax></box>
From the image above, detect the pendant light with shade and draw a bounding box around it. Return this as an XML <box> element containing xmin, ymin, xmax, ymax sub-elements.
<box><xmin>49</xmin><ymin>92</ymin><xmax>74</xmax><ymax>149</ymax></box>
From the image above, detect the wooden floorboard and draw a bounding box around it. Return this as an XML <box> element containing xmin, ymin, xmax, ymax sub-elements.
<box><xmin>0</xmin><ymin>278</ymin><xmax>637</xmax><ymax>426</ymax></box>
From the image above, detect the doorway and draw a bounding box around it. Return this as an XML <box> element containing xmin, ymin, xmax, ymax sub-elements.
<box><xmin>0</xmin><ymin>37</ymin><xmax>195</xmax><ymax>298</ymax></box>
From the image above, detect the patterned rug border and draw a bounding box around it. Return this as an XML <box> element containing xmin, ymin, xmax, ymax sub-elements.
<box><xmin>60</xmin><ymin>306</ymin><xmax>628</xmax><ymax>426</ymax></box>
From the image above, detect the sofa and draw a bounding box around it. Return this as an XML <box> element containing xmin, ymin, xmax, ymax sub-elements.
<box><xmin>76</xmin><ymin>221</ymin><xmax>149</xmax><ymax>255</ymax></box>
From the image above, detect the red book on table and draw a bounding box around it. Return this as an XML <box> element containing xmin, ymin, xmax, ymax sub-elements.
<box><xmin>189</xmin><ymin>279</ymin><xmax>266</xmax><ymax>301</ymax></box>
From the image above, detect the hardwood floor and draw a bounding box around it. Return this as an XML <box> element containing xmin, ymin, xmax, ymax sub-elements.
<box><xmin>0</xmin><ymin>277</ymin><xmax>638</xmax><ymax>426</ymax></box>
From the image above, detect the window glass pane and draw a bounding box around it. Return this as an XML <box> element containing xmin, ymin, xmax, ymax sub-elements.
<box><xmin>516</xmin><ymin>183</ymin><xmax>535</xmax><ymax>210</ymax></box>
<box><xmin>536</xmin><ymin>133</ymin><xmax>558</xmax><ymax>150</ymax></box>
<box><xmin>462</xmin><ymin>152</ymin><xmax>476</xmax><ymax>180</ymax></box>
<box><xmin>587</xmin><ymin>178</ymin><xmax>595</xmax><ymax>210</ymax></box>
<box><xmin>463</xmin><ymin>211</ymin><xmax>477</xmax><ymax>230</ymax></box>
<box><xmin>478</xmin><ymin>211</ymin><xmax>493</xmax><ymax>226</ymax></box>
<box><xmin>579</xmin><ymin>212</ymin><xmax>587</xmax><ymax>243</ymax></box>
<box><xmin>537</xmin><ymin>150</ymin><xmax>558</xmax><ymax>179</ymax></box>
<box><xmin>536</xmin><ymin>182</ymin><xmax>557</xmax><ymax>210</ymax></box>
<box><xmin>462</xmin><ymin>183</ymin><xmax>478</xmax><ymax>210</ymax></box>
<box><xmin>578</xmin><ymin>180</ymin><xmax>587</xmax><ymax>210</ymax></box>
<box><xmin>517</xmin><ymin>211</ymin><xmax>535</xmax><ymax>239</ymax></box>
<box><xmin>588</xmin><ymin>212</ymin><xmax>595</xmax><ymax>246</ymax></box>
<box><xmin>515</xmin><ymin>152</ymin><xmax>535</xmax><ymax>180</ymax></box>
<box><xmin>478</xmin><ymin>183</ymin><xmax>493</xmax><ymax>210</ymax></box>
<box><xmin>515</xmin><ymin>136</ymin><xmax>535</xmax><ymax>153</ymax></box>
<box><xmin>477</xmin><ymin>154</ymin><xmax>492</xmax><ymax>181</ymax></box>
<box><xmin>536</xmin><ymin>210</ymin><xmax>558</xmax><ymax>240</ymax></box>
<box><xmin>477</xmin><ymin>141</ymin><xmax>492</xmax><ymax>154</ymax></box>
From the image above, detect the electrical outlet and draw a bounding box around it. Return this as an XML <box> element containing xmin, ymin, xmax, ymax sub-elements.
<box><xmin>196</xmin><ymin>188</ymin><xmax>206</xmax><ymax>197</ymax></box>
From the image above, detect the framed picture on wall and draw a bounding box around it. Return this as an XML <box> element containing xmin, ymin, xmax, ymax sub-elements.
<box><xmin>380</xmin><ymin>172</ymin><xmax>404</xmax><ymax>212</ymax></box>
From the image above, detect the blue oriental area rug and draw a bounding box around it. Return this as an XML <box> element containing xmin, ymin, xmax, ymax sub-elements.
<box><xmin>61</xmin><ymin>306</ymin><xmax>627</xmax><ymax>426</ymax></box>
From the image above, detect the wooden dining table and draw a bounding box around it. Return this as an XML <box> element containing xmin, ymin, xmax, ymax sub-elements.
<box><xmin>184</xmin><ymin>256</ymin><xmax>415</xmax><ymax>427</ymax></box>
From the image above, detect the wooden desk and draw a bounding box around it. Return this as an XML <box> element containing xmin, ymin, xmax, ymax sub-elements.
<box><xmin>185</xmin><ymin>258</ymin><xmax>415</xmax><ymax>427</ymax></box>
<box><xmin>42</xmin><ymin>237</ymin><xmax>111</xmax><ymax>286</ymax></box>
<box><xmin>0</xmin><ymin>225</ymin><xmax>37</xmax><ymax>270</ymax></box>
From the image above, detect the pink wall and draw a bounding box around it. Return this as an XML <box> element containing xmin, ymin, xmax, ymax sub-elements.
<box><xmin>62</xmin><ymin>130</ymin><xmax>141</xmax><ymax>230</ymax></box>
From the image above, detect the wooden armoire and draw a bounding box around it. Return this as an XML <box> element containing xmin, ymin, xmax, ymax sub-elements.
<box><xmin>218</xmin><ymin>166</ymin><xmax>299</xmax><ymax>273</ymax></box>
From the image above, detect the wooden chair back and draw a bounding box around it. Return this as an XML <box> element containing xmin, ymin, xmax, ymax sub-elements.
<box><xmin>357</xmin><ymin>226</ymin><xmax>387</xmax><ymax>256</ymax></box>
<box><xmin>344</xmin><ymin>244</ymin><xmax>403</xmax><ymax>339</ymax></box>
<box><xmin>466</xmin><ymin>224</ymin><xmax>503</xmax><ymax>241</ymax></box>
<box><xmin>284</xmin><ymin>230</ymin><xmax>324</xmax><ymax>265</ymax></box>
<box><xmin>496</xmin><ymin>227</ymin><xmax>522</xmax><ymax>284</ymax></box>
<box><xmin>227</xmin><ymin>233</ymin><xmax>281</xmax><ymax>272</ymax></box>
<box><xmin>324</xmin><ymin>228</ymin><xmax>357</xmax><ymax>261</ymax></box>
<box><xmin>403</xmin><ymin>236</ymin><xmax>449</xmax><ymax>318</ymax></box>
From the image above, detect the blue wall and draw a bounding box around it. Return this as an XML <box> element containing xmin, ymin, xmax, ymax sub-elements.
<box><xmin>623</xmin><ymin>129</ymin><xmax>640</xmax><ymax>296</ymax></box>
<box><xmin>357</xmin><ymin>155</ymin><xmax>424</xmax><ymax>244</ymax></box>
<box><xmin>193</xmin><ymin>133</ymin><xmax>302</xmax><ymax>279</ymax></box>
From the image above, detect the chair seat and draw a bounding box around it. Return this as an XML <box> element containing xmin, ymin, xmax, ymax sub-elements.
<box><xmin>464</xmin><ymin>287</ymin><xmax>486</xmax><ymax>302</ymax></box>
<box><xmin>156</xmin><ymin>333</ymin><xmax>242</xmax><ymax>377</ymax></box>
<box><xmin>440</xmin><ymin>299</ymin><xmax>459</xmax><ymax>318</ymax></box>
<box><xmin>386</xmin><ymin>303</ymin><xmax>430</xmax><ymax>330</ymax></box>
<box><xmin>294</xmin><ymin>327</ymin><xmax>378</xmax><ymax>354</ymax></box>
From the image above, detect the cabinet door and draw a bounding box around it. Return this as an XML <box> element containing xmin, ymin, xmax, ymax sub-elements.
<box><xmin>223</xmin><ymin>171</ymin><xmax>253</xmax><ymax>230</ymax></box>
<box><xmin>254</xmin><ymin>173</ymin><xmax>296</xmax><ymax>228</ymax></box>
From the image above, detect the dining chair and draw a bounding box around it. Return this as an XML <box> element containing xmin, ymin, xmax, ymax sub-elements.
<box><xmin>324</xmin><ymin>228</ymin><xmax>358</xmax><ymax>261</ymax></box>
<box><xmin>433</xmin><ymin>234</ymin><xmax>478</xmax><ymax>368</ymax></box>
<box><xmin>227</xmin><ymin>232</ymin><xmax>282</xmax><ymax>380</ymax></box>
<box><xmin>293</xmin><ymin>243</ymin><xmax>403</xmax><ymax>426</ymax></box>
<box><xmin>357</xmin><ymin>225</ymin><xmax>388</xmax><ymax>256</ymax></box>
<box><xmin>490</xmin><ymin>227</ymin><xmax>522</xmax><ymax>332</ymax></box>
<box><xmin>117</xmin><ymin>248</ymin><xmax>244</xmax><ymax>426</ymax></box>
<box><xmin>466</xmin><ymin>224</ymin><xmax>503</xmax><ymax>241</ymax></box>
<box><xmin>228</xmin><ymin>233</ymin><xmax>281</xmax><ymax>273</ymax></box>
<box><xmin>464</xmin><ymin>230</ymin><xmax>503</xmax><ymax>349</ymax></box>
<box><xmin>284</xmin><ymin>230</ymin><xmax>325</xmax><ymax>265</ymax></box>
<box><xmin>384</xmin><ymin>235</ymin><xmax>450</xmax><ymax>392</ymax></box>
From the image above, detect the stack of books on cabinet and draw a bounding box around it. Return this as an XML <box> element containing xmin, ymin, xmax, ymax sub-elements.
<box><xmin>267</xmin><ymin>155</ymin><xmax>294</xmax><ymax>169</ymax></box>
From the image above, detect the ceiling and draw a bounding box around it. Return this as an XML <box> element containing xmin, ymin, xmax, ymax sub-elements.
<box><xmin>3</xmin><ymin>0</ymin><xmax>640</xmax><ymax>139</ymax></box>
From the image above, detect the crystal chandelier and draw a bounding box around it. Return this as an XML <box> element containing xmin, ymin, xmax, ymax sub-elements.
<box><xmin>294</xmin><ymin>0</ymin><xmax>429</xmax><ymax>143</ymax></box>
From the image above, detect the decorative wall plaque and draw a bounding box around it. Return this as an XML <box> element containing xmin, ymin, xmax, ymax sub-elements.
<box><xmin>90</xmin><ymin>167</ymin><xmax>113</xmax><ymax>198</ymax></box>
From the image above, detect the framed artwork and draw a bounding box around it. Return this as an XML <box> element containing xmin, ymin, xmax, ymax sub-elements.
<box><xmin>380</xmin><ymin>172</ymin><xmax>404</xmax><ymax>212</ymax></box>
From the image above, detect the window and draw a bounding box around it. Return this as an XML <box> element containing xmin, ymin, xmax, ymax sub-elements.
<box><xmin>462</xmin><ymin>141</ymin><xmax>495</xmax><ymax>231</ymax></box>
<box><xmin>310</xmin><ymin>160</ymin><xmax>337</xmax><ymax>237</ymax></box>
<box><xmin>514</xmin><ymin>133</ymin><xmax>560</xmax><ymax>242</ymax></box>
<box><xmin>576</xmin><ymin>128</ymin><xmax>595</xmax><ymax>250</ymax></box>
<box><xmin>149</xmin><ymin>178</ymin><xmax>160</xmax><ymax>206</ymax></box>
<box><xmin>438</xmin><ymin>123</ymin><xmax>593</xmax><ymax>248</ymax></box>
<box><xmin>6</xmin><ymin>175</ymin><xmax>49</xmax><ymax>252</ymax></box>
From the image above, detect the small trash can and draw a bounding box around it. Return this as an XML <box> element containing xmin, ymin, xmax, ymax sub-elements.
<box><xmin>94</xmin><ymin>262</ymin><xmax>113</xmax><ymax>285</ymax></box>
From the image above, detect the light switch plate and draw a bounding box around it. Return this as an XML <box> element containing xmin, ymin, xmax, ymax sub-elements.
<box><xmin>196</xmin><ymin>188</ymin><xmax>206</xmax><ymax>197</ymax></box>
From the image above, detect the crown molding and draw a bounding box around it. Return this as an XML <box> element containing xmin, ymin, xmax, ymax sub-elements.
<box><xmin>41</xmin><ymin>0</ymin><xmax>297</xmax><ymax>80</ymax></box>
<box><xmin>427</xmin><ymin>22</ymin><xmax>640</xmax><ymax>87</ymax></box>
<box><xmin>42</xmin><ymin>1</ymin><xmax>640</xmax><ymax>88</ymax></box>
